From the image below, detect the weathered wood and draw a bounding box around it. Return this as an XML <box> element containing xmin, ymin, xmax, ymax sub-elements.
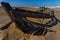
<box><xmin>1</xmin><ymin>2</ymin><xmax>59</xmax><ymax>36</ymax></box>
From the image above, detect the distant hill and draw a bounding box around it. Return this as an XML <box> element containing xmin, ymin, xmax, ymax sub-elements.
<box><xmin>0</xmin><ymin>6</ymin><xmax>60</xmax><ymax>11</ymax></box>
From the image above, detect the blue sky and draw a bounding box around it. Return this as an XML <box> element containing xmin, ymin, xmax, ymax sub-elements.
<box><xmin>0</xmin><ymin>0</ymin><xmax>60</xmax><ymax>7</ymax></box>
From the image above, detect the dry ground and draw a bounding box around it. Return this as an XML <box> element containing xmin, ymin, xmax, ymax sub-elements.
<box><xmin>0</xmin><ymin>7</ymin><xmax>60</xmax><ymax>40</ymax></box>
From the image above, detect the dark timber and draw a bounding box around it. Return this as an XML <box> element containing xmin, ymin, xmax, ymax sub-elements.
<box><xmin>1</xmin><ymin>2</ymin><xmax>60</xmax><ymax>36</ymax></box>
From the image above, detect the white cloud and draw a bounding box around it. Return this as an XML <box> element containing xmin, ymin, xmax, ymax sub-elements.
<box><xmin>46</xmin><ymin>6</ymin><xmax>60</xmax><ymax>8</ymax></box>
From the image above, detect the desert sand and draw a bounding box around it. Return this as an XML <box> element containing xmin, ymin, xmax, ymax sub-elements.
<box><xmin>0</xmin><ymin>7</ymin><xmax>60</xmax><ymax>40</ymax></box>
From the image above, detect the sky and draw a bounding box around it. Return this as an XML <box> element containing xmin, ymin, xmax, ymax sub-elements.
<box><xmin>0</xmin><ymin>0</ymin><xmax>60</xmax><ymax>7</ymax></box>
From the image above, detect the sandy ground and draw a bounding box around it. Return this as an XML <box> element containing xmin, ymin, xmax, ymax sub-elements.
<box><xmin>0</xmin><ymin>7</ymin><xmax>60</xmax><ymax>40</ymax></box>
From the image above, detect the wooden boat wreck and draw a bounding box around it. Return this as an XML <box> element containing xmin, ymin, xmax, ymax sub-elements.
<box><xmin>0</xmin><ymin>2</ymin><xmax>60</xmax><ymax>36</ymax></box>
